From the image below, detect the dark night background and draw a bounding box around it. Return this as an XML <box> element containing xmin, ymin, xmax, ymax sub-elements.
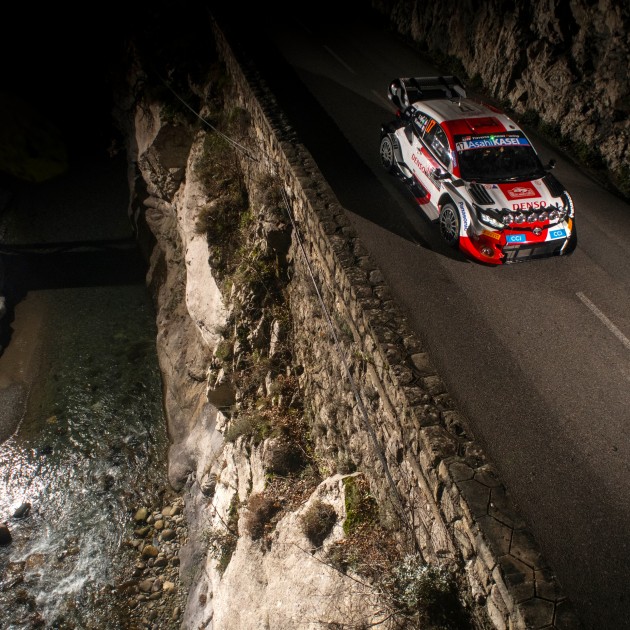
<box><xmin>0</xmin><ymin>1</ymin><xmax>213</xmax><ymax>174</ymax></box>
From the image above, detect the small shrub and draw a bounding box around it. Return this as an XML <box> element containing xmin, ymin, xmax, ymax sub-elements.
<box><xmin>204</xmin><ymin>528</ymin><xmax>237</xmax><ymax>575</ymax></box>
<box><xmin>243</xmin><ymin>493</ymin><xmax>280</xmax><ymax>540</ymax></box>
<box><xmin>343</xmin><ymin>475</ymin><xmax>378</xmax><ymax>536</ymax></box>
<box><xmin>264</xmin><ymin>437</ymin><xmax>305</xmax><ymax>476</ymax></box>
<box><xmin>336</xmin><ymin>455</ymin><xmax>356</xmax><ymax>475</ymax></box>
<box><xmin>257</xmin><ymin>173</ymin><xmax>284</xmax><ymax>208</ymax></box>
<box><xmin>214</xmin><ymin>339</ymin><xmax>233</xmax><ymax>363</ymax></box>
<box><xmin>224</xmin><ymin>413</ymin><xmax>271</xmax><ymax>444</ymax></box>
<box><xmin>386</xmin><ymin>554</ymin><xmax>472</xmax><ymax>628</ymax></box>
<box><xmin>300</xmin><ymin>500</ymin><xmax>337</xmax><ymax>548</ymax></box>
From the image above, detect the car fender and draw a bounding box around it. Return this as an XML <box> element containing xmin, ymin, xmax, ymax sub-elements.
<box><xmin>438</xmin><ymin>190</ymin><xmax>472</xmax><ymax>236</ymax></box>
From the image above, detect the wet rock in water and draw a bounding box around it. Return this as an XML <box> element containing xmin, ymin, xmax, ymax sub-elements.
<box><xmin>24</xmin><ymin>553</ymin><xmax>46</xmax><ymax>571</ymax></box>
<box><xmin>0</xmin><ymin>523</ymin><xmax>12</xmax><ymax>545</ymax></box>
<box><xmin>134</xmin><ymin>507</ymin><xmax>149</xmax><ymax>522</ymax></box>
<box><xmin>134</xmin><ymin>526</ymin><xmax>151</xmax><ymax>537</ymax></box>
<box><xmin>13</xmin><ymin>502</ymin><xmax>31</xmax><ymax>518</ymax></box>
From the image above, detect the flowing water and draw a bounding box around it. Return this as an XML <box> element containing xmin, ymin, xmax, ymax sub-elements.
<box><xmin>0</xmin><ymin>156</ymin><xmax>170</xmax><ymax>629</ymax></box>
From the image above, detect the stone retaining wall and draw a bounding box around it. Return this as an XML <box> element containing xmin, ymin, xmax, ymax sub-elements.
<box><xmin>211</xmin><ymin>18</ymin><xmax>581</xmax><ymax>630</ymax></box>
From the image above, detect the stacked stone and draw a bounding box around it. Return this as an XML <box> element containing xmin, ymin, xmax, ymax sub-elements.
<box><xmin>121</xmin><ymin>496</ymin><xmax>188</xmax><ymax>630</ymax></box>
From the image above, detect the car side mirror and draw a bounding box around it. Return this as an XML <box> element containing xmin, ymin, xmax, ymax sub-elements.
<box><xmin>544</xmin><ymin>159</ymin><xmax>556</xmax><ymax>171</ymax></box>
<box><xmin>433</xmin><ymin>168</ymin><xmax>451</xmax><ymax>180</ymax></box>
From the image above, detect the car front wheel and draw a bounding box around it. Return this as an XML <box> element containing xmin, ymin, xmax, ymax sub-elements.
<box><xmin>379</xmin><ymin>135</ymin><xmax>395</xmax><ymax>173</ymax></box>
<box><xmin>439</xmin><ymin>203</ymin><xmax>460</xmax><ymax>247</ymax></box>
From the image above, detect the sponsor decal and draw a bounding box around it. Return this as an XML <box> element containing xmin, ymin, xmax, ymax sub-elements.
<box><xmin>412</xmin><ymin>152</ymin><xmax>441</xmax><ymax>188</ymax></box>
<box><xmin>416</xmin><ymin>114</ymin><xmax>430</xmax><ymax>132</ymax></box>
<box><xmin>549</xmin><ymin>229</ymin><xmax>567</xmax><ymax>239</ymax></box>
<box><xmin>482</xmin><ymin>229</ymin><xmax>501</xmax><ymax>240</ymax></box>
<box><xmin>458</xmin><ymin>202</ymin><xmax>469</xmax><ymax>230</ymax></box>
<box><xmin>501</xmin><ymin>184</ymin><xmax>539</xmax><ymax>200</ymax></box>
<box><xmin>506</xmin><ymin>234</ymin><xmax>527</xmax><ymax>243</ymax></box>
<box><xmin>455</xmin><ymin>133</ymin><xmax>531</xmax><ymax>151</ymax></box>
<box><xmin>511</xmin><ymin>200</ymin><xmax>548</xmax><ymax>210</ymax></box>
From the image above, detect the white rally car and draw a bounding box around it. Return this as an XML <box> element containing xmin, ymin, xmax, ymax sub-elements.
<box><xmin>379</xmin><ymin>76</ymin><xmax>577</xmax><ymax>264</ymax></box>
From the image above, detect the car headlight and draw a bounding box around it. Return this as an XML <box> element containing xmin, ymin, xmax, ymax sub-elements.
<box><xmin>475</xmin><ymin>205</ymin><xmax>504</xmax><ymax>229</ymax></box>
<box><xmin>502</xmin><ymin>212</ymin><xmax>514</xmax><ymax>225</ymax></box>
<box><xmin>479</xmin><ymin>212</ymin><xmax>503</xmax><ymax>229</ymax></box>
<box><xmin>547</xmin><ymin>200</ymin><xmax>569</xmax><ymax>224</ymax></box>
<box><xmin>515</xmin><ymin>213</ymin><xmax>526</xmax><ymax>224</ymax></box>
<box><xmin>527</xmin><ymin>212</ymin><xmax>537</xmax><ymax>223</ymax></box>
<box><xmin>539</xmin><ymin>211</ymin><xmax>548</xmax><ymax>221</ymax></box>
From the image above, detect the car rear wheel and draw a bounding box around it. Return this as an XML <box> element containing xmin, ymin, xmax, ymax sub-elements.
<box><xmin>379</xmin><ymin>135</ymin><xmax>395</xmax><ymax>172</ymax></box>
<box><xmin>439</xmin><ymin>203</ymin><xmax>460</xmax><ymax>247</ymax></box>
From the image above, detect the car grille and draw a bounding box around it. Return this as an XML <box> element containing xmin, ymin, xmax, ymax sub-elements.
<box><xmin>502</xmin><ymin>239</ymin><xmax>566</xmax><ymax>263</ymax></box>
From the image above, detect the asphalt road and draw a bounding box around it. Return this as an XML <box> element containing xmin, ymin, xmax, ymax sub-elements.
<box><xmin>217</xmin><ymin>5</ymin><xmax>630</xmax><ymax>629</ymax></box>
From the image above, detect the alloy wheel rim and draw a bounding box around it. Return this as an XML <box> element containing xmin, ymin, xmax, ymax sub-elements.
<box><xmin>440</xmin><ymin>207</ymin><xmax>458</xmax><ymax>241</ymax></box>
<box><xmin>380</xmin><ymin>138</ymin><xmax>393</xmax><ymax>168</ymax></box>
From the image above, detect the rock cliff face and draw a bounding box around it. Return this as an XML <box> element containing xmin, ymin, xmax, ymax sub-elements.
<box><xmin>117</xmin><ymin>59</ymin><xmax>417</xmax><ymax>629</ymax></box>
<box><xmin>372</xmin><ymin>0</ymin><xmax>630</xmax><ymax>193</ymax></box>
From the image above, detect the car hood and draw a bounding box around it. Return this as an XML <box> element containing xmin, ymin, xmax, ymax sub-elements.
<box><xmin>466</xmin><ymin>178</ymin><xmax>564</xmax><ymax>211</ymax></box>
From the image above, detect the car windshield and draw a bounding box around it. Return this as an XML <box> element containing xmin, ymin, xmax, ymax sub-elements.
<box><xmin>455</xmin><ymin>132</ymin><xmax>545</xmax><ymax>183</ymax></box>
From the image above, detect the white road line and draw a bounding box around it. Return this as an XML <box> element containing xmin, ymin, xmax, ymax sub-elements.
<box><xmin>577</xmin><ymin>291</ymin><xmax>630</xmax><ymax>351</ymax></box>
<box><xmin>323</xmin><ymin>45</ymin><xmax>356</xmax><ymax>74</ymax></box>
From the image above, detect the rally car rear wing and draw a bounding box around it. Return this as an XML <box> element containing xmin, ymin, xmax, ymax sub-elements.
<box><xmin>388</xmin><ymin>76</ymin><xmax>467</xmax><ymax>110</ymax></box>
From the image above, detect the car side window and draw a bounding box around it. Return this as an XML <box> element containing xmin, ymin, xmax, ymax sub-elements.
<box><xmin>424</xmin><ymin>121</ymin><xmax>451</xmax><ymax>168</ymax></box>
<box><xmin>411</xmin><ymin>110</ymin><xmax>451</xmax><ymax>168</ymax></box>
<box><xmin>413</xmin><ymin>113</ymin><xmax>431</xmax><ymax>138</ymax></box>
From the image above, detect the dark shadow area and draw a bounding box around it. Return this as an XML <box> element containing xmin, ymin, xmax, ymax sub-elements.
<box><xmin>0</xmin><ymin>245</ymin><xmax>148</xmax><ymax>351</ymax></box>
<box><xmin>1</xmin><ymin>247</ymin><xmax>146</xmax><ymax>293</ymax></box>
<box><xmin>211</xmin><ymin>5</ymin><xmax>470</xmax><ymax>264</ymax></box>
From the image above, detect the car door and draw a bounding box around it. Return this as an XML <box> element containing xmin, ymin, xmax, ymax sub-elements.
<box><xmin>409</xmin><ymin>112</ymin><xmax>450</xmax><ymax>218</ymax></box>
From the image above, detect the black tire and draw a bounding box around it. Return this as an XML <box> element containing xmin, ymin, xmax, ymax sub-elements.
<box><xmin>438</xmin><ymin>202</ymin><xmax>460</xmax><ymax>247</ymax></box>
<box><xmin>379</xmin><ymin>135</ymin><xmax>395</xmax><ymax>173</ymax></box>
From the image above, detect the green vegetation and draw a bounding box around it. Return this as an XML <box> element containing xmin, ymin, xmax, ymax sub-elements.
<box><xmin>343</xmin><ymin>475</ymin><xmax>378</xmax><ymax>536</ymax></box>
<box><xmin>204</xmin><ymin>528</ymin><xmax>237</xmax><ymax>575</ymax></box>
<box><xmin>385</xmin><ymin>554</ymin><xmax>472</xmax><ymax>630</ymax></box>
